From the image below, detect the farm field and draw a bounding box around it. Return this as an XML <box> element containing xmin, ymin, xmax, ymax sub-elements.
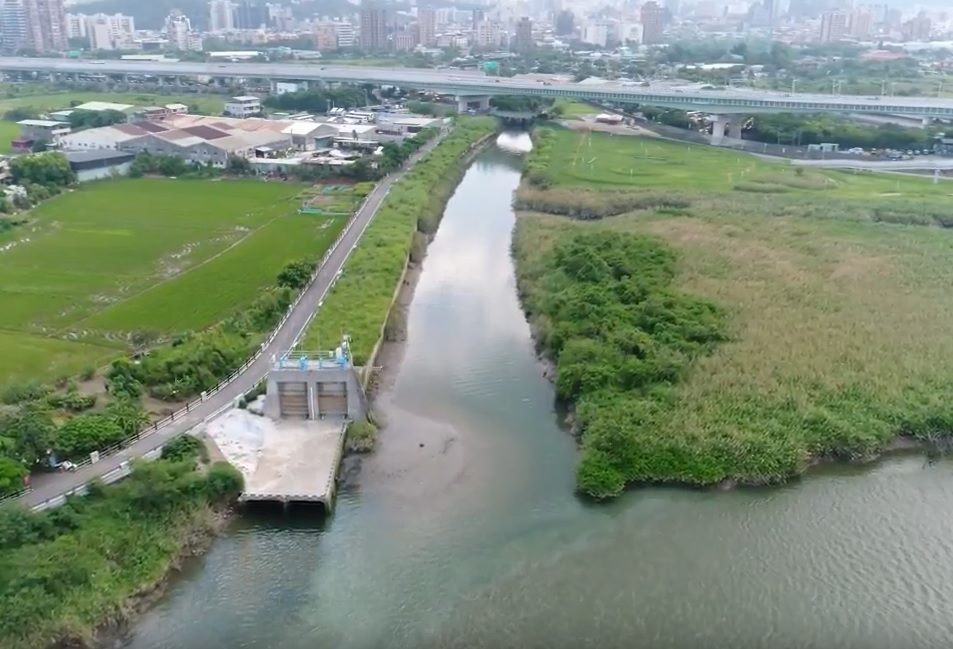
<box><xmin>0</xmin><ymin>178</ymin><xmax>346</xmax><ymax>383</ymax></box>
<box><xmin>517</xmin><ymin>126</ymin><xmax>953</xmax><ymax>497</ymax></box>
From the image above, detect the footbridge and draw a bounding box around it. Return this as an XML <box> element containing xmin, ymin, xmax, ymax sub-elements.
<box><xmin>2</xmin><ymin>57</ymin><xmax>953</xmax><ymax>118</ymax></box>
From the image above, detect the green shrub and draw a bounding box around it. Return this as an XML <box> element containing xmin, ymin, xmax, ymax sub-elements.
<box><xmin>161</xmin><ymin>435</ymin><xmax>207</xmax><ymax>464</ymax></box>
<box><xmin>54</xmin><ymin>414</ymin><xmax>125</xmax><ymax>460</ymax></box>
<box><xmin>205</xmin><ymin>461</ymin><xmax>244</xmax><ymax>501</ymax></box>
<box><xmin>345</xmin><ymin>418</ymin><xmax>378</xmax><ymax>453</ymax></box>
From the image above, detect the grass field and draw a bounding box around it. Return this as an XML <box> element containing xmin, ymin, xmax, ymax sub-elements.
<box><xmin>554</xmin><ymin>99</ymin><xmax>599</xmax><ymax>119</ymax></box>
<box><xmin>517</xmin><ymin>126</ymin><xmax>953</xmax><ymax>496</ymax></box>
<box><xmin>0</xmin><ymin>178</ymin><xmax>346</xmax><ymax>383</ymax></box>
<box><xmin>540</xmin><ymin>128</ymin><xmax>953</xmax><ymax>200</ymax></box>
<box><xmin>0</xmin><ymin>91</ymin><xmax>227</xmax><ymax>153</ymax></box>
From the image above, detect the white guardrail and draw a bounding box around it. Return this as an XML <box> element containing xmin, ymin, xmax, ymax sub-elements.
<box><xmin>0</xmin><ymin>168</ymin><xmax>403</xmax><ymax>510</ymax></box>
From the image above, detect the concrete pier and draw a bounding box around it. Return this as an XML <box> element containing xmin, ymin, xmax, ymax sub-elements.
<box><xmin>237</xmin><ymin>418</ymin><xmax>346</xmax><ymax>511</ymax></box>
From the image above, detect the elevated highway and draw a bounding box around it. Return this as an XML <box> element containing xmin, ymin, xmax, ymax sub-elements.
<box><xmin>2</xmin><ymin>56</ymin><xmax>953</xmax><ymax>118</ymax></box>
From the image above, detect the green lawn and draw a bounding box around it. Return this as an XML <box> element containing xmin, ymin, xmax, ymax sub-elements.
<box><xmin>0</xmin><ymin>178</ymin><xmax>346</xmax><ymax>382</ymax></box>
<box><xmin>517</xmin><ymin>126</ymin><xmax>953</xmax><ymax>496</ymax></box>
<box><xmin>0</xmin><ymin>330</ymin><xmax>119</xmax><ymax>384</ymax></box>
<box><xmin>555</xmin><ymin>99</ymin><xmax>598</xmax><ymax>119</ymax></box>
<box><xmin>542</xmin><ymin>128</ymin><xmax>952</xmax><ymax>201</ymax></box>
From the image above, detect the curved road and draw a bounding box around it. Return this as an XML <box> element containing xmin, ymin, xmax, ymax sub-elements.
<box><xmin>14</xmin><ymin>133</ymin><xmax>445</xmax><ymax>511</ymax></box>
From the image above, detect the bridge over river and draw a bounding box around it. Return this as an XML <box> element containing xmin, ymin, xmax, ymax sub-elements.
<box><xmin>2</xmin><ymin>56</ymin><xmax>953</xmax><ymax>118</ymax></box>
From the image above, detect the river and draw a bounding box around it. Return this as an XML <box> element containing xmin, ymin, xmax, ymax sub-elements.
<box><xmin>122</xmin><ymin>133</ymin><xmax>953</xmax><ymax>649</ymax></box>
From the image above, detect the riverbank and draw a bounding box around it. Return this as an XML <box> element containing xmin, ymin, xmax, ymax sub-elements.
<box><xmin>514</xmin><ymin>125</ymin><xmax>953</xmax><ymax>498</ymax></box>
<box><xmin>0</xmin><ymin>455</ymin><xmax>243</xmax><ymax>649</ymax></box>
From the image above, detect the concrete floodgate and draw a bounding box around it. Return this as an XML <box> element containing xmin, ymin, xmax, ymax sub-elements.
<box><xmin>206</xmin><ymin>408</ymin><xmax>345</xmax><ymax>511</ymax></box>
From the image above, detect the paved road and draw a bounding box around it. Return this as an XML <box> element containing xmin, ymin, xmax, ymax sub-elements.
<box><xmin>14</xmin><ymin>134</ymin><xmax>444</xmax><ymax>510</ymax></box>
<box><xmin>1</xmin><ymin>56</ymin><xmax>952</xmax><ymax>117</ymax></box>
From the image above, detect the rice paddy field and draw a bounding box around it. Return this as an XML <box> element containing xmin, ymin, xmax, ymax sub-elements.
<box><xmin>0</xmin><ymin>178</ymin><xmax>346</xmax><ymax>383</ymax></box>
<box><xmin>517</xmin><ymin>126</ymin><xmax>953</xmax><ymax>494</ymax></box>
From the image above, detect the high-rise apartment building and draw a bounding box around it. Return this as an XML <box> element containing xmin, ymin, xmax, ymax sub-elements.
<box><xmin>473</xmin><ymin>19</ymin><xmax>500</xmax><ymax>49</ymax></box>
<box><xmin>87</xmin><ymin>13</ymin><xmax>112</xmax><ymax>49</ymax></box>
<box><xmin>901</xmin><ymin>11</ymin><xmax>931</xmax><ymax>41</ymax></box>
<box><xmin>818</xmin><ymin>10</ymin><xmax>847</xmax><ymax>42</ymax></box>
<box><xmin>166</xmin><ymin>10</ymin><xmax>200</xmax><ymax>50</ymax></box>
<box><xmin>417</xmin><ymin>7</ymin><xmax>435</xmax><ymax>47</ymax></box>
<box><xmin>22</xmin><ymin>0</ymin><xmax>67</xmax><ymax>52</ymax></box>
<box><xmin>847</xmin><ymin>8</ymin><xmax>872</xmax><ymax>38</ymax></box>
<box><xmin>555</xmin><ymin>9</ymin><xmax>574</xmax><ymax>36</ymax></box>
<box><xmin>514</xmin><ymin>16</ymin><xmax>533</xmax><ymax>51</ymax></box>
<box><xmin>639</xmin><ymin>1</ymin><xmax>665</xmax><ymax>44</ymax></box>
<box><xmin>1</xmin><ymin>0</ymin><xmax>26</xmax><ymax>53</ymax></box>
<box><xmin>64</xmin><ymin>11</ymin><xmax>84</xmax><ymax>39</ymax></box>
<box><xmin>360</xmin><ymin>0</ymin><xmax>388</xmax><ymax>51</ymax></box>
<box><xmin>234</xmin><ymin>0</ymin><xmax>265</xmax><ymax>29</ymax></box>
<box><xmin>209</xmin><ymin>0</ymin><xmax>235</xmax><ymax>31</ymax></box>
<box><xmin>313</xmin><ymin>21</ymin><xmax>338</xmax><ymax>50</ymax></box>
<box><xmin>334</xmin><ymin>21</ymin><xmax>354</xmax><ymax>48</ymax></box>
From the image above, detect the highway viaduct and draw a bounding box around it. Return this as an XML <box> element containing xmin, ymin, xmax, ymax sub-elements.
<box><xmin>1</xmin><ymin>56</ymin><xmax>953</xmax><ymax>121</ymax></box>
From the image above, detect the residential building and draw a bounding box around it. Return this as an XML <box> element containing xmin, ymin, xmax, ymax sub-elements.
<box><xmin>225</xmin><ymin>95</ymin><xmax>262</xmax><ymax>118</ymax></box>
<box><xmin>234</xmin><ymin>0</ymin><xmax>265</xmax><ymax>29</ymax></box>
<box><xmin>1</xmin><ymin>0</ymin><xmax>27</xmax><ymax>54</ymax></box>
<box><xmin>165</xmin><ymin>10</ymin><xmax>201</xmax><ymax>50</ymax></box>
<box><xmin>901</xmin><ymin>11</ymin><xmax>931</xmax><ymax>41</ymax></box>
<box><xmin>65</xmin><ymin>11</ymin><xmax>85</xmax><ymax>39</ymax></box>
<box><xmin>417</xmin><ymin>7</ymin><xmax>435</xmax><ymax>47</ymax></box>
<box><xmin>23</xmin><ymin>0</ymin><xmax>67</xmax><ymax>52</ymax></box>
<box><xmin>848</xmin><ymin>8</ymin><xmax>872</xmax><ymax>38</ymax></box>
<box><xmin>819</xmin><ymin>11</ymin><xmax>847</xmax><ymax>42</ymax></box>
<box><xmin>209</xmin><ymin>0</ymin><xmax>235</xmax><ymax>32</ymax></box>
<box><xmin>582</xmin><ymin>21</ymin><xmax>608</xmax><ymax>47</ymax></box>
<box><xmin>87</xmin><ymin>14</ymin><xmax>112</xmax><ymax>49</ymax></box>
<box><xmin>514</xmin><ymin>16</ymin><xmax>533</xmax><ymax>51</ymax></box>
<box><xmin>13</xmin><ymin>118</ymin><xmax>70</xmax><ymax>151</ymax></box>
<box><xmin>393</xmin><ymin>28</ymin><xmax>415</xmax><ymax>51</ymax></box>
<box><xmin>640</xmin><ymin>1</ymin><xmax>665</xmax><ymax>44</ymax></box>
<box><xmin>313</xmin><ymin>21</ymin><xmax>338</xmax><ymax>51</ymax></box>
<box><xmin>360</xmin><ymin>0</ymin><xmax>388</xmax><ymax>51</ymax></box>
<box><xmin>335</xmin><ymin>21</ymin><xmax>355</xmax><ymax>48</ymax></box>
<box><xmin>555</xmin><ymin>9</ymin><xmax>573</xmax><ymax>36</ymax></box>
<box><xmin>474</xmin><ymin>19</ymin><xmax>500</xmax><ymax>49</ymax></box>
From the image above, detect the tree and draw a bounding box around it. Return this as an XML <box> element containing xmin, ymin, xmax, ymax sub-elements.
<box><xmin>55</xmin><ymin>414</ymin><xmax>125</xmax><ymax>460</ymax></box>
<box><xmin>9</xmin><ymin>152</ymin><xmax>74</xmax><ymax>187</ymax></box>
<box><xmin>0</xmin><ymin>457</ymin><xmax>26</xmax><ymax>495</ymax></box>
<box><xmin>276</xmin><ymin>259</ymin><xmax>315</xmax><ymax>289</ymax></box>
<box><xmin>0</xmin><ymin>404</ymin><xmax>56</xmax><ymax>466</ymax></box>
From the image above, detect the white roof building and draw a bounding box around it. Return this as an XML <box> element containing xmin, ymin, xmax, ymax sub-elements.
<box><xmin>73</xmin><ymin>100</ymin><xmax>135</xmax><ymax>113</ymax></box>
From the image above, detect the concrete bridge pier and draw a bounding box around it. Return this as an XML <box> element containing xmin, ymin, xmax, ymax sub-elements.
<box><xmin>456</xmin><ymin>94</ymin><xmax>491</xmax><ymax>113</ymax></box>
<box><xmin>711</xmin><ymin>115</ymin><xmax>744</xmax><ymax>145</ymax></box>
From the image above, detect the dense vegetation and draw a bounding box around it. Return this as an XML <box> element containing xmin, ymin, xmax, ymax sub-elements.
<box><xmin>303</xmin><ymin>116</ymin><xmax>497</xmax><ymax>365</ymax></box>
<box><xmin>0</xmin><ymin>454</ymin><xmax>242</xmax><ymax>649</ymax></box>
<box><xmin>516</xmin><ymin>231</ymin><xmax>725</xmax><ymax>497</ymax></box>
<box><xmin>516</xmin><ymin>125</ymin><xmax>953</xmax><ymax>498</ymax></box>
<box><xmin>262</xmin><ymin>86</ymin><xmax>369</xmax><ymax>113</ymax></box>
<box><xmin>747</xmin><ymin>113</ymin><xmax>937</xmax><ymax>150</ymax></box>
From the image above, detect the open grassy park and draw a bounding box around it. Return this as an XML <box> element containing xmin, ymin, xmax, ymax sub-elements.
<box><xmin>517</xmin><ymin>126</ymin><xmax>953</xmax><ymax>497</ymax></box>
<box><xmin>0</xmin><ymin>178</ymin><xmax>346</xmax><ymax>384</ymax></box>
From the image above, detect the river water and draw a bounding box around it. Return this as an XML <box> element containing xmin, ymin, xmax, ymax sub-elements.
<box><xmin>123</xmin><ymin>134</ymin><xmax>953</xmax><ymax>649</ymax></box>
